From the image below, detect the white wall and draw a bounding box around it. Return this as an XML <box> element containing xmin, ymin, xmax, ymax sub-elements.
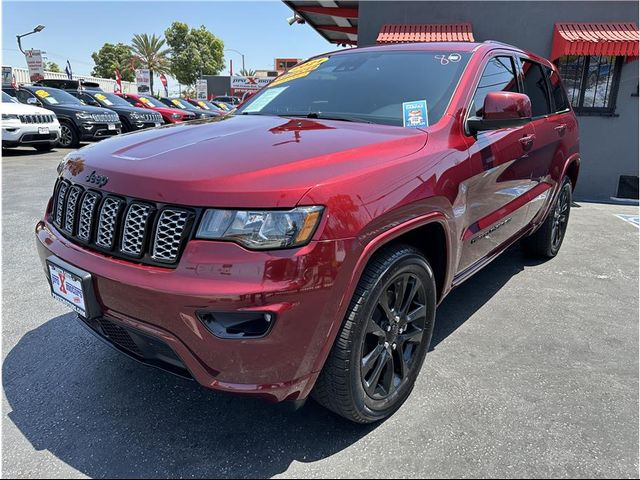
<box><xmin>8</xmin><ymin>67</ymin><xmax>137</xmax><ymax>94</ymax></box>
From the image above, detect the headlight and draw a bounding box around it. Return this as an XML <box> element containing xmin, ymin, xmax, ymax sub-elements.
<box><xmin>196</xmin><ymin>206</ymin><xmax>324</xmax><ymax>250</ymax></box>
<box><xmin>2</xmin><ymin>114</ymin><xmax>19</xmax><ymax>121</ymax></box>
<box><xmin>171</xmin><ymin>113</ymin><xmax>181</xmax><ymax>119</ymax></box>
<box><xmin>75</xmin><ymin>112</ymin><xmax>93</xmax><ymax>120</ymax></box>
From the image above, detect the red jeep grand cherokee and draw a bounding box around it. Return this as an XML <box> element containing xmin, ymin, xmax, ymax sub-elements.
<box><xmin>36</xmin><ymin>42</ymin><xmax>579</xmax><ymax>423</ymax></box>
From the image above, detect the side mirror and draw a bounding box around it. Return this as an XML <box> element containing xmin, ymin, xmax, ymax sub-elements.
<box><xmin>467</xmin><ymin>92</ymin><xmax>532</xmax><ymax>133</ymax></box>
<box><xmin>27</xmin><ymin>97</ymin><xmax>40</xmax><ymax>105</ymax></box>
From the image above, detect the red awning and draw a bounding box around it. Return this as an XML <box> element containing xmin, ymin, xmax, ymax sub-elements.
<box><xmin>550</xmin><ymin>22</ymin><xmax>639</xmax><ymax>60</ymax></box>
<box><xmin>376</xmin><ymin>23</ymin><xmax>474</xmax><ymax>44</ymax></box>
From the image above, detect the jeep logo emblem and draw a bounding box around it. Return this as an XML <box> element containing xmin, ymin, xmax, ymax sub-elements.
<box><xmin>85</xmin><ymin>171</ymin><xmax>109</xmax><ymax>187</ymax></box>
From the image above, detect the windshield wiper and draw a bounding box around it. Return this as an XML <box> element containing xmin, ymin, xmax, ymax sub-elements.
<box><xmin>283</xmin><ymin>112</ymin><xmax>373</xmax><ymax>124</ymax></box>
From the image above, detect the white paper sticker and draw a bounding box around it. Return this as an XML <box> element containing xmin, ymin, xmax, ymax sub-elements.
<box><xmin>243</xmin><ymin>86</ymin><xmax>288</xmax><ymax>112</ymax></box>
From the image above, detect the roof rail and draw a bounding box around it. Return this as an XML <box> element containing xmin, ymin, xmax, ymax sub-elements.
<box><xmin>483</xmin><ymin>39</ymin><xmax>519</xmax><ymax>49</ymax></box>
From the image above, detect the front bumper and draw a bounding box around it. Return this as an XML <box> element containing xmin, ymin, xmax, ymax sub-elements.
<box><xmin>77</xmin><ymin>121</ymin><xmax>122</xmax><ymax>140</ymax></box>
<box><xmin>36</xmin><ymin>218</ymin><xmax>359</xmax><ymax>402</ymax></box>
<box><xmin>2</xmin><ymin>123</ymin><xmax>60</xmax><ymax>146</ymax></box>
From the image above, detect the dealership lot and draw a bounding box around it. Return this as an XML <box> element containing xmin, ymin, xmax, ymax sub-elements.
<box><xmin>2</xmin><ymin>147</ymin><xmax>638</xmax><ymax>478</ymax></box>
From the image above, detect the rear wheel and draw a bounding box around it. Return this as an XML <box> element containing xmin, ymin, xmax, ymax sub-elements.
<box><xmin>58</xmin><ymin>122</ymin><xmax>79</xmax><ymax>148</ymax></box>
<box><xmin>522</xmin><ymin>176</ymin><xmax>572</xmax><ymax>258</ymax></box>
<box><xmin>312</xmin><ymin>244</ymin><xmax>436</xmax><ymax>423</ymax></box>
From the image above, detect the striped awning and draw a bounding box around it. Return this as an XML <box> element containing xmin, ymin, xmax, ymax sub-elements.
<box><xmin>550</xmin><ymin>22</ymin><xmax>639</xmax><ymax>60</ymax></box>
<box><xmin>376</xmin><ymin>23</ymin><xmax>474</xmax><ymax>44</ymax></box>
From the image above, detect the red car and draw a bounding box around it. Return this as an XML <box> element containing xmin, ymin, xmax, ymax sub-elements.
<box><xmin>36</xmin><ymin>41</ymin><xmax>579</xmax><ymax>423</ymax></box>
<box><xmin>116</xmin><ymin>93</ymin><xmax>196</xmax><ymax>124</ymax></box>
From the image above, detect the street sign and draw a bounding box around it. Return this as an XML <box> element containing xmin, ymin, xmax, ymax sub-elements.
<box><xmin>196</xmin><ymin>79</ymin><xmax>208</xmax><ymax>100</ymax></box>
<box><xmin>135</xmin><ymin>69</ymin><xmax>151</xmax><ymax>94</ymax></box>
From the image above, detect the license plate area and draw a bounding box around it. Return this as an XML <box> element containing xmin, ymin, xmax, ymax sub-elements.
<box><xmin>108</xmin><ymin>124</ymin><xmax>116</xmax><ymax>130</ymax></box>
<box><xmin>46</xmin><ymin>256</ymin><xmax>101</xmax><ymax>319</ymax></box>
<box><xmin>38</xmin><ymin>126</ymin><xmax>50</xmax><ymax>134</ymax></box>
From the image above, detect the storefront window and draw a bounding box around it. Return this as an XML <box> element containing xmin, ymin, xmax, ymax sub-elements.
<box><xmin>556</xmin><ymin>55</ymin><xmax>623</xmax><ymax>115</ymax></box>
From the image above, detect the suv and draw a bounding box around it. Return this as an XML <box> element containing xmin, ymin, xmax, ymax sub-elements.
<box><xmin>36</xmin><ymin>42</ymin><xmax>579</xmax><ymax>423</ymax></box>
<box><xmin>2</xmin><ymin>91</ymin><xmax>60</xmax><ymax>151</ymax></box>
<box><xmin>4</xmin><ymin>85</ymin><xmax>121</xmax><ymax>148</ymax></box>
<box><xmin>69</xmin><ymin>90</ymin><xmax>163</xmax><ymax>132</ymax></box>
<box><xmin>117</xmin><ymin>93</ymin><xmax>196</xmax><ymax>124</ymax></box>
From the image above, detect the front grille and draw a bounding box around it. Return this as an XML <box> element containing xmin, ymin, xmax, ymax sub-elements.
<box><xmin>92</xmin><ymin>113</ymin><xmax>119</xmax><ymax>123</ymax></box>
<box><xmin>19</xmin><ymin>114</ymin><xmax>55</xmax><ymax>124</ymax></box>
<box><xmin>51</xmin><ymin>179</ymin><xmax>196</xmax><ymax>266</ymax></box>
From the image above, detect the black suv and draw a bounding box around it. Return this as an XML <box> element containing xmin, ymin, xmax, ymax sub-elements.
<box><xmin>158</xmin><ymin>97</ymin><xmax>219</xmax><ymax>119</ymax></box>
<box><xmin>69</xmin><ymin>90</ymin><xmax>163</xmax><ymax>132</ymax></box>
<box><xmin>4</xmin><ymin>86</ymin><xmax>121</xmax><ymax>148</ymax></box>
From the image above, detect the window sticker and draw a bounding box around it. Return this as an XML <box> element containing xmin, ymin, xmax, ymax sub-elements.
<box><xmin>402</xmin><ymin>100</ymin><xmax>428</xmax><ymax>128</ymax></box>
<box><xmin>435</xmin><ymin>53</ymin><xmax>462</xmax><ymax>65</ymax></box>
<box><xmin>140</xmin><ymin>97</ymin><xmax>151</xmax><ymax>104</ymax></box>
<box><xmin>171</xmin><ymin>99</ymin><xmax>183</xmax><ymax>107</ymax></box>
<box><xmin>243</xmin><ymin>86</ymin><xmax>288</xmax><ymax>112</ymax></box>
<box><xmin>198</xmin><ymin>101</ymin><xmax>207</xmax><ymax>108</ymax></box>
<box><xmin>35</xmin><ymin>89</ymin><xmax>50</xmax><ymax>98</ymax></box>
<box><xmin>94</xmin><ymin>93</ymin><xmax>113</xmax><ymax>105</ymax></box>
<box><xmin>269</xmin><ymin>57</ymin><xmax>329</xmax><ymax>87</ymax></box>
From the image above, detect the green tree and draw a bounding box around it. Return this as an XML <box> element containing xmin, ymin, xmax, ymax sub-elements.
<box><xmin>44</xmin><ymin>61</ymin><xmax>61</xmax><ymax>73</ymax></box>
<box><xmin>239</xmin><ymin>68</ymin><xmax>256</xmax><ymax>76</ymax></box>
<box><xmin>91</xmin><ymin>43</ymin><xmax>135</xmax><ymax>81</ymax></box>
<box><xmin>165</xmin><ymin>22</ymin><xmax>224</xmax><ymax>86</ymax></box>
<box><xmin>130</xmin><ymin>33</ymin><xmax>171</xmax><ymax>93</ymax></box>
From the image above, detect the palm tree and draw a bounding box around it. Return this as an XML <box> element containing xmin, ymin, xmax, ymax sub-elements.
<box><xmin>239</xmin><ymin>68</ymin><xmax>257</xmax><ymax>77</ymax></box>
<box><xmin>131</xmin><ymin>33</ymin><xmax>171</xmax><ymax>93</ymax></box>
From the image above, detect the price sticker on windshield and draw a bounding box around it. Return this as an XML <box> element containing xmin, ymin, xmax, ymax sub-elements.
<box><xmin>402</xmin><ymin>100</ymin><xmax>428</xmax><ymax>128</ymax></box>
<box><xmin>269</xmin><ymin>57</ymin><xmax>328</xmax><ymax>87</ymax></box>
<box><xmin>35</xmin><ymin>89</ymin><xmax>50</xmax><ymax>98</ymax></box>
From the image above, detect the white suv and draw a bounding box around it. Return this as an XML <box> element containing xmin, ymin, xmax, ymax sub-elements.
<box><xmin>2</xmin><ymin>91</ymin><xmax>60</xmax><ymax>151</ymax></box>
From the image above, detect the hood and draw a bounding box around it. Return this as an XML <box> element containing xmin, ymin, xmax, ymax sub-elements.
<box><xmin>60</xmin><ymin>114</ymin><xmax>428</xmax><ymax>208</ymax></box>
<box><xmin>39</xmin><ymin>102</ymin><xmax>115</xmax><ymax>116</ymax></box>
<box><xmin>1</xmin><ymin>101</ymin><xmax>56</xmax><ymax>116</ymax></box>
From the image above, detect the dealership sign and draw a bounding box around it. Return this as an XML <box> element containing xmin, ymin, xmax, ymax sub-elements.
<box><xmin>25</xmin><ymin>50</ymin><xmax>44</xmax><ymax>82</ymax></box>
<box><xmin>135</xmin><ymin>69</ymin><xmax>151</xmax><ymax>94</ymax></box>
<box><xmin>230</xmin><ymin>76</ymin><xmax>272</xmax><ymax>93</ymax></box>
<box><xmin>2</xmin><ymin>66</ymin><xmax>13</xmax><ymax>87</ymax></box>
<box><xmin>196</xmin><ymin>79</ymin><xmax>208</xmax><ymax>100</ymax></box>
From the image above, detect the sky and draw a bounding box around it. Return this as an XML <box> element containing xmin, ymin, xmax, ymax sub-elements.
<box><xmin>1</xmin><ymin>0</ymin><xmax>337</xmax><ymax>94</ymax></box>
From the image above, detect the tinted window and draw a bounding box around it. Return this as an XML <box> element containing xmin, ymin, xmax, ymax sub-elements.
<box><xmin>521</xmin><ymin>60</ymin><xmax>551</xmax><ymax>117</ymax></box>
<box><xmin>239</xmin><ymin>51</ymin><xmax>471</xmax><ymax>126</ymax></box>
<box><xmin>16</xmin><ymin>89</ymin><xmax>34</xmax><ymax>104</ymax></box>
<box><xmin>470</xmin><ymin>56</ymin><xmax>518</xmax><ymax>118</ymax></box>
<box><xmin>543</xmin><ymin>66</ymin><xmax>569</xmax><ymax>112</ymax></box>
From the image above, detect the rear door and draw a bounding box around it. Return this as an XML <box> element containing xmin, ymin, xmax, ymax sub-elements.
<box><xmin>458</xmin><ymin>54</ymin><xmax>537</xmax><ymax>273</ymax></box>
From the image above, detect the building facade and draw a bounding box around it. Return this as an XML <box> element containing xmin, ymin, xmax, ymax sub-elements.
<box><xmin>285</xmin><ymin>1</ymin><xmax>639</xmax><ymax>202</ymax></box>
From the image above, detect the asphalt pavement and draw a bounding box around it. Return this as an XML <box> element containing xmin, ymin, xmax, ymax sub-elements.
<box><xmin>2</xmin><ymin>146</ymin><xmax>639</xmax><ymax>478</ymax></box>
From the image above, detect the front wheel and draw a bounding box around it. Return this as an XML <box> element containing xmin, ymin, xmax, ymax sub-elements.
<box><xmin>312</xmin><ymin>244</ymin><xmax>437</xmax><ymax>423</ymax></box>
<box><xmin>58</xmin><ymin>122</ymin><xmax>79</xmax><ymax>148</ymax></box>
<box><xmin>522</xmin><ymin>176</ymin><xmax>572</xmax><ymax>258</ymax></box>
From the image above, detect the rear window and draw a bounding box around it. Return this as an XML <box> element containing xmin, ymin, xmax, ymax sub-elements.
<box><xmin>543</xmin><ymin>65</ymin><xmax>570</xmax><ymax>112</ymax></box>
<box><xmin>238</xmin><ymin>50</ymin><xmax>471</xmax><ymax>127</ymax></box>
<box><xmin>521</xmin><ymin>60</ymin><xmax>551</xmax><ymax>117</ymax></box>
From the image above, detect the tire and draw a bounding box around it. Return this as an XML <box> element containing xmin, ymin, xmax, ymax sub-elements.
<box><xmin>34</xmin><ymin>143</ymin><xmax>54</xmax><ymax>152</ymax></box>
<box><xmin>312</xmin><ymin>244</ymin><xmax>437</xmax><ymax>423</ymax></box>
<box><xmin>522</xmin><ymin>176</ymin><xmax>572</xmax><ymax>258</ymax></box>
<box><xmin>120</xmin><ymin>117</ymin><xmax>132</xmax><ymax>133</ymax></box>
<box><xmin>58</xmin><ymin>122</ymin><xmax>79</xmax><ymax>148</ymax></box>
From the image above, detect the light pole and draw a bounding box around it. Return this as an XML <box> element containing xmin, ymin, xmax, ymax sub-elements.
<box><xmin>224</xmin><ymin>49</ymin><xmax>245</xmax><ymax>73</ymax></box>
<box><xmin>17</xmin><ymin>24</ymin><xmax>45</xmax><ymax>54</ymax></box>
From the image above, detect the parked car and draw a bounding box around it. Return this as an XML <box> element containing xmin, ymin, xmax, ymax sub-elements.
<box><xmin>34</xmin><ymin>79</ymin><xmax>102</xmax><ymax>91</ymax></box>
<box><xmin>69</xmin><ymin>90</ymin><xmax>163</xmax><ymax>132</ymax></box>
<box><xmin>36</xmin><ymin>41</ymin><xmax>579</xmax><ymax>423</ymax></box>
<box><xmin>4</xmin><ymin>85</ymin><xmax>121</xmax><ymax>148</ymax></box>
<box><xmin>212</xmin><ymin>95</ymin><xmax>241</xmax><ymax>105</ymax></box>
<box><xmin>1</xmin><ymin>91</ymin><xmax>60</xmax><ymax>151</ymax></box>
<box><xmin>158</xmin><ymin>97</ymin><xmax>220</xmax><ymax>119</ymax></box>
<box><xmin>116</xmin><ymin>93</ymin><xmax>196</xmax><ymax>124</ymax></box>
<box><xmin>184</xmin><ymin>98</ymin><xmax>229</xmax><ymax>116</ymax></box>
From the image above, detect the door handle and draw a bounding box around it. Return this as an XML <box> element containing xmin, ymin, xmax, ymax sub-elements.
<box><xmin>519</xmin><ymin>134</ymin><xmax>536</xmax><ymax>151</ymax></box>
<box><xmin>555</xmin><ymin>123</ymin><xmax>567</xmax><ymax>136</ymax></box>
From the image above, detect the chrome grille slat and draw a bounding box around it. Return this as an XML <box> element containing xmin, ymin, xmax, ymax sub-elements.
<box><xmin>54</xmin><ymin>181</ymin><xmax>69</xmax><ymax>226</ymax></box>
<box><xmin>121</xmin><ymin>203</ymin><xmax>152</xmax><ymax>256</ymax></box>
<box><xmin>96</xmin><ymin>197</ymin><xmax>122</xmax><ymax>249</ymax></box>
<box><xmin>77</xmin><ymin>191</ymin><xmax>100</xmax><ymax>241</ymax></box>
<box><xmin>18</xmin><ymin>114</ymin><xmax>53</xmax><ymax>124</ymax></box>
<box><xmin>152</xmin><ymin>209</ymin><xmax>190</xmax><ymax>262</ymax></box>
<box><xmin>63</xmin><ymin>186</ymin><xmax>82</xmax><ymax>233</ymax></box>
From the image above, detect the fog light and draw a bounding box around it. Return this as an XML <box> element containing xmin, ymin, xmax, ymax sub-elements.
<box><xmin>197</xmin><ymin>311</ymin><xmax>275</xmax><ymax>339</ymax></box>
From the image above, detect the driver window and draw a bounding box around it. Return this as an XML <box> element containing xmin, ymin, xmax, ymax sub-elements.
<box><xmin>470</xmin><ymin>56</ymin><xmax>518</xmax><ymax>117</ymax></box>
<box><xmin>16</xmin><ymin>90</ymin><xmax>35</xmax><ymax>104</ymax></box>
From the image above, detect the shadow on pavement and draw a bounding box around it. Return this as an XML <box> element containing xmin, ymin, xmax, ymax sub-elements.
<box><xmin>3</xmin><ymin>244</ymin><xmax>538</xmax><ymax>478</ymax></box>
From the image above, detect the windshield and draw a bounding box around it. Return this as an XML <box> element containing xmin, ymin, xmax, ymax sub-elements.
<box><xmin>169</xmin><ymin>98</ymin><xmax>197</xmax><ymax>110</ymax></box>
<box><xmin>32</xmin><ymin>87</ymin><xmax>81</xmax><ymax>106</ymax></box>
<box><xmin>2</xmin><ymin>92</ymin><xmax>18</xmax><ymax>103</ymax></box>
<box><xmin>238</xmin><ymin>50</ymin><xmax>471</xmax><ymax>127</ymax></box>
<box><xmin>138</xmin><ymin>95</ymin><xmax>165</xmax><ymax>108</ymax></box>
<box><xmin>92</xmin><ymin>92</ymin><xmax>131</xmax><ymax>107</ymax></box>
